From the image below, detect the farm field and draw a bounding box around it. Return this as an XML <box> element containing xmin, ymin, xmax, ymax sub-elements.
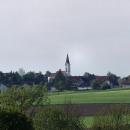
<box><xmin>49</xmin><ymin>88</ymin><xmax>130</xmax><ymax>104</ymax></box>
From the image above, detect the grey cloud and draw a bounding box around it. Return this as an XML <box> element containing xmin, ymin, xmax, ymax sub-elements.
<box><xmin>0</xmin><ymin>0</ymin><xmax>130</xmax><ymax>76</ymax></box>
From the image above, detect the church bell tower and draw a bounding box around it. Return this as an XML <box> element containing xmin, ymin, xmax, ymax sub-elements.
<box><xmin>65</xmin><ymin>54</ymin><xmax>71</xmax><ymax>76</ymax></box>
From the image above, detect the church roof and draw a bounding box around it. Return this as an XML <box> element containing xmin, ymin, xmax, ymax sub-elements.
<box><xmin>95</xmin><ymin>76</ymin><xmax>108</xmax><ymax>81</ymax></box>
<box><xmin>49</xmin><ymin>70</ymin><xmax>68</xmax><ymax>78</ymax></box>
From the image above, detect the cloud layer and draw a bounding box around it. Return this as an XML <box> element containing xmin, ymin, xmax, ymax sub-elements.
<box><xmin>0</xmin><ymin>0</ymin><xmax>130</xmax><ymax>76</ymax></box>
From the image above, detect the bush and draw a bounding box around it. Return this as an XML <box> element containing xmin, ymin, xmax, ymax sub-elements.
<box><xmin>0</xmin><ymin>111</ymin><xmax>34</xmax><ymax>130</ymax></box>
<box><xmin>91</xmin><ymin>80</ymin><xmax>101</xmax><ymax>89</ymax></box>
<box><xmin>92</xmin><ymin>105</ymin><xmax>130</xmax><ymax>130</ymax></box>
<box><xmin>0</xmin><ymin>85</ymin><xmax>49</xmax><ymax>115</ymax></box>
<box><xmin>33</xmin><ymin>107</ymin><xmax>84</xmax><ymax>130</ymax></box>
<box><xmin>101</xmin><ymin>82</ymin><xmax>111</xmax><ymax>90</ymax></box>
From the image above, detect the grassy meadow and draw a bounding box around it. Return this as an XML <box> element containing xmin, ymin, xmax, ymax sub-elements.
<box><xmin>49</xmin><ymin>88</ymin><xmax>130</xmax><ymax>104</ymax></box>
<box><xmin>82</xmin><ymin>116</ymin><xmax>94</xmax><ymax>128</ymax></box>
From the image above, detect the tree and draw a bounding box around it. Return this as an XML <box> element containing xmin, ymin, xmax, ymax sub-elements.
<box><xmin>54</xmin><ymin>70</ymin><xmax>66</xmax><ymax>91</ymax></box>
<box><xmin>3</xmin><ymin>72</ymin><xmax>23</xmax><ymax>86</ymax></box>
<box><xmin>23</xmin><ymin>72</ymin><xmax>46</xmax><ymax>86</ymax></box>
<box><xmin>45</xmin><ymin>71</ymin><xmax>51</xmax><ymax>77</ymax></box>
<box><xmin>0</xmin><ymin>71</ymin><xmax>47</xmax><ymax>87</ymax></box>
<box><xmin>91</xmin><ymin>80</ymin><xmax>101</xmax><ymax>89</ymax></box>
<box><xmin>65</xmin><ymin>77</ymin><xmax>72</xmax><ymax>90</ymax></box>
<box><xmin>0</xmin><ymin>111</ymin><xmax>34</xmax><ymax>130</ymax></box>
<box><xmin>0</xmin><ymin>71</ymin><xmax>5</xmax><ymax>84</ymax></box>
<box><xmin>18</xmin><ymin>68</ymin><xmax>26</xmax><ymax>76</ymax></box>
<box><xmin>0</xmin><ymin>85</ymin><xmax>49</xmax><ymax>116</ymax></box>
<box><xmin>107</xmin><ymin>72</ymin><xmax>120</xmax><ymax>87</ymax></box>
<box><xmin>83</xmin><ymin>72</ymin><xmax>95</xmax><ymax>86</ymax></box>
<box><xmin>34</xmin><ymin>72</ymin><xmax>45</xmax><ymax>85</ymax></box>
<box><xmin>11</xmin><ymin>72</ymin><xmax>23</xmax><ymax>85</ymax></box>
<box><xmin>101</xmin><ymin>82</ymin><xmax>111</xmax><ymax>90</ymax></box>
<box><xmin>23</xmin><ymin>72</ymin><xmax>35</xmax><ymax>85</ymax></box>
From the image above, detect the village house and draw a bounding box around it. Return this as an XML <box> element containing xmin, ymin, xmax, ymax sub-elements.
<box><xmin>47</xmin><ymin>54</ymin><xmax>117</xmax><ymax>91</ymax></box>
<box><xmin>121</xmin><ymin>76</ymin><xmax>130</xmax><ymax>88</ymax></box>
<box><xmin>48</xmin><ymin>54</ymin><xmax>91</xmax><ymax>90</ymax></box>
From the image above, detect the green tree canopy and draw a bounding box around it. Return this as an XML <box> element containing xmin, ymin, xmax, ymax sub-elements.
<box><xmin>107</xmin><ymin>72</ymin><xmax>120</xmax><ymax>86</ymax></box>
<box><xmin>0</xmin><ymin>111</ymin><xmax>34</xmax><ymax>130</ymax></box>
<box><xmin>91</xmin><ymin>80</ymin><xmax>101</xmax><ymax>89</ymax></box>
<box><xmin>0</xmin><ymin>85</ymin><xmax>49</xmax><ymax>115</ymax></box>
<box><xmin>54</xmin><ymin>70</ymin><xmax>66</xmax><ymax>91</ymax></box>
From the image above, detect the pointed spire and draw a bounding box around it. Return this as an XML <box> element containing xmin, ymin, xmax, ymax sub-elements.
<box><xmin>66</xmin><ymin>54</ymin><xmax>70</xmax><ymax>64</ymax></box>
<box><xmin>65</xmin><ymin>54</ymin><xmax>71</xmax><ymax>76</ymax></box>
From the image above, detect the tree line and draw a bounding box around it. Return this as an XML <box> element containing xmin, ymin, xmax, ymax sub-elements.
<box><xmin>0</xmin><ymin>70</ymin><xmax>120</xmax><ymax>91</ymax></box>
<box><xmin>0</xmin><ymin>71</ymin><xmax>48</xmax><ymax>87</ymax></box>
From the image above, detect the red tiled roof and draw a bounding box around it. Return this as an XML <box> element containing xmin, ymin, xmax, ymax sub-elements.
<box><xmin>122</xmin><ymin>78</ymin><xmax>130</xmax><ymax>85</ymax></box>
<box><xmin>70</xmin><ymin>76</ymin><xmax>84</xmax><ymax>81</ymax></box>
<box><xmin>95</xmin><ymin>76</ymin><xmax>109</xmax><ymax>83</ymax></box>
<box><xmin>49</xmin><ymin>70</ymin><xmax>67</xmax><ymax>77</ymax></box>
<box><xmin>96</xmin><ymin>76</ymin><xmax>108</xmax><ymax>80</ymax></box>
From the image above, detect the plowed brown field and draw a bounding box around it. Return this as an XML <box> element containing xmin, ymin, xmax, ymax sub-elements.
<box><xmin>51</xmin><ymin>103</ymin><xmax>130</xmax><ymax>116</ymax></box>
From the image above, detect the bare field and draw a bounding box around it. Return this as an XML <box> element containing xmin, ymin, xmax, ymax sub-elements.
<box><xmin>50</xmin><ymin>103</ymin><xmax>130</xmax><ymax>116</ymax></box>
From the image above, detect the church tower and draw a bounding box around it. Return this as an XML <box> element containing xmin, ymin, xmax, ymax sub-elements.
<box><xmin>65</xmin><ymin>54</ymin><xmax>71</xmax><ymax>76</ymax></box>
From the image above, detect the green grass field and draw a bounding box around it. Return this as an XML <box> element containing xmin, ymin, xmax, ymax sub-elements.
<box><xmin>82</xmin><ymin>116</ymin><xmax>93</xmax><ymax>128</ymax></box>
<box><xmin>49</xmin><ymin>88</ymin><xmax>130</xmax><ymax>104</ymax></box>
<box><xmin>82</xmin><ymin>115</ymin><xmax>130</xmax><ymax>128</ymax></box>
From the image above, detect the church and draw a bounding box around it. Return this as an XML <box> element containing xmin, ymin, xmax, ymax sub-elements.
<box><xmin>48</xmin><ymin>54</ymin><xmax>71</xmax><ymax>83</ymax></box>
<box><xmin>48</xmin><ymin>54</ymin><xmax>91</xmax><ymax>90</ymax></box>
<box><xmin>47</xmin><ymin>54</ymin><xmax>114</xmax><ymax>91</ymax></box>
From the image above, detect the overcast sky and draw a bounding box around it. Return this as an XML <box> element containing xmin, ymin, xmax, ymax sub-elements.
<box><xmin>0</xmin><ymin>0</ymin><xmax>130</xmax><ymax>76</ymax></box>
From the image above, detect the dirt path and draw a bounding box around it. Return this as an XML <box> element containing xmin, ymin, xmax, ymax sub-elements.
<box><xmin>51</xmin><ymin>103</ymin><xmax>130</xmax><ymax>116</ymax></box>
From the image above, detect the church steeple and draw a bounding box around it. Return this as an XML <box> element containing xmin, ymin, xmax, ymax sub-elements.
<box><xmin>66</xmin><ymin>54</ymin><xmax>70</xmax><ymax>64</ymax></box>
<box><xmin>65</xmin><ymin>54</ymin><xmax>71</xmax><ymax>76</ymax></box>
